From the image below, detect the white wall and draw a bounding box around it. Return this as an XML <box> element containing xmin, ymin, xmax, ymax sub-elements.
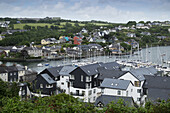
<box><xmin>57</xmin><ymin>76</ymin><xmax>70</xmax><ymax>94</ymax></box>
<box><xmin>0</xmin><ymin>73</ymin><xmax>8</xmax><ymax>81</ymax></box>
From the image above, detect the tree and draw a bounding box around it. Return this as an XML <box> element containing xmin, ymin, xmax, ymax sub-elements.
<box><xmin>127</xmin><ymin>21</ymin><xmax>136</xmax><ymax>26</ymax></box>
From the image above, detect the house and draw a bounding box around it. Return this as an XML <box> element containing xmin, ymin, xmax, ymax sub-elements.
<box><xmin>157</xmin><ymin>36</ymin><xmax>167</xmax><ymax>40</ymax></box>
<box><xmin>95</xmin><ymin>95</ymin><xmax>134</xmax><ymax>107</ymax></box>
<box><xmin>89</xmin><ymin>37</ymin><xmax>96</xmax><ymax>42</ymax></box>
<box><xmin>81</xmin><ymin>28</ymin><xmax>88</xmax><ymax>33</ymax></box>
<box><xmin>100</xmin><ymin>78</ymin><xmax>134</xmax><ymax>98</ymax></box>
<box><xmin>141</xmin><ymin>32</ymin><xmax>151</xmax><ymax>36</ymax></box>
<box><xmin>22</xmin><ymin>69</ymin><xmax>37</xmax><ymax>82</ymax></box>
<box><xmin>58</xmin><ymin>66</ymin><xmax>77</xmax><ymax>94</ymax></box>
<box><xmin>168</xmin><ymin>28</ymin><xmax>170</xmax><ymax>33</ymax></box>
<box><xmin>142</xmin><ymin>75</ymin><xmax>170</xmax><ymax>104</ymax></box>
<box><xmin>22</xmin><ymin>47</ymin><xmax>42</xmax><ymax>57</ymax></box>
<box><xmin>73</xmin><ymin>36</ymin><xmax>82</xmax><ymax>45</ymax></box>
<box><xmin>42</xmin><ymin>49</ymin><xmax>57</xmax><ymax>59</ymax></box>
<box><xmin>88</xmin><ymin>44</ymin><xmax>103</xmax><ymax>51</ymax></box>
<box><xmin>18</xmin><ymin>83</ymin><xmax>31</xmax><ymax>99</ymax></box>
<box><xmin>40</xmin><ymin>66</ymin><xmax>63</xmax><ymax>81</ymax></box>
<box><xmin>108</xmin><ymin>43</ymin><xmax>124</xmax><ymax>54</ymax></box>
<box><xmin>0</xmin><ymin>65</ymin><xmax>19</xmax><ymax>82</ymax></box>
<box><xmin>67</xmin><ymin>48</ymin><xmax>82</xmax><ymax>57</ymax></box>
<box><xmin>127</xmin><ymin>33</ymin><xmax>136</xmax><ymax>38</ymax></box>
<box><xmin>128</xmin><ymin>39</ymin><xmax>139</xmax><ymax>48</ymax></box>
<box><xmin>96</xmin><ymin>39</ymin><xmax>106</xmax><ymax>43</ymax></box>
<box><xmin>6</xmin><ymin>30</ymin><xmax>28</xmax><ymax>35</ymax></box>
<box><xmin>69</xmin><ymin>63</ymin><xmax>103</xmax><ymax>102</ymax></box>
<box><xmin>41</xmin><ymin>38</ymin><xmax>58</xmax><ymax>45</ymax></box>
<box><xmin>32</xmin><ymin>73</ymin><xmax>57</xmax><ymax>96</ymax></box>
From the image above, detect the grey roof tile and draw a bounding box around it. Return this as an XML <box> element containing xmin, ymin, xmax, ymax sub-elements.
<box><xmin>95</xmin><ymin>95</ymin><xmax>134</xmax><ymax>107</ymax></box>
<box><xmin>59</xmin><ymin>66</ymin><xmax>77</xmax><ymax>76</ymax></box>
<box><xmin>100</xmin><ymin>78</ymin><xmax>131</xmax><ymax>90</ymax></box>
<box><xmin>41</xmin><ymin>73</ymin><xmax>56</xmax><ymax>84</ymax></box>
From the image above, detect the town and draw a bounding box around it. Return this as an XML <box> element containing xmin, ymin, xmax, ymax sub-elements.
<box><xmin>0</xmin><ymin>17</ymin><xmax>170</xmax><ymax>112</ymax></box>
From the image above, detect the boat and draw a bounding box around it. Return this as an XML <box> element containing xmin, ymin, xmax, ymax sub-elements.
<box><xmin>37</xmin><ymin>63</ymin><xmax>43</xmax><ymax>67</ymax></box>
<box><xmin>45</xmin><ymin>63</ymin><xmax>49</xmax><ymax>66</ymax></box>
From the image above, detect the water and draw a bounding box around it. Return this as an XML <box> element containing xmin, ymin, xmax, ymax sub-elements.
<box><xmin>1</xmin><ymin>46</ymin><xmax>170</xmax><ymax>73</ymax></box>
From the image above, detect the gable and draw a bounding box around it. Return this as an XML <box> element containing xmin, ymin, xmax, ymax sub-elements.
<box><xmin>119</xmin><ymin>72</ymin><xmax>139</xmax><ymax>83</ymax></box>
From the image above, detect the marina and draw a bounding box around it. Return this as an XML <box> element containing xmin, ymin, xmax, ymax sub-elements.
<box><xmin>1</xmin><ymin>46</ymin><xmax>170</xmax><ymax>73</ymax></box>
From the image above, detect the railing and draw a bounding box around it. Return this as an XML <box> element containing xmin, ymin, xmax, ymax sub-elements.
<box><xmin>70</xmin><ymin>92</ymin><xmax>84</xmax><ymax>96</ymax></box>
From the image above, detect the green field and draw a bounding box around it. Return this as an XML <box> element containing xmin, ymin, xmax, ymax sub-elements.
<box><xmin>14</xmin><ymin>22</ymin><xmax>110</xmax><ymax>29</ymax></box>
<box><xmin>14</xmin><ymin>23</ymin><xmax>64</xmax><ymax>29</ymax></box>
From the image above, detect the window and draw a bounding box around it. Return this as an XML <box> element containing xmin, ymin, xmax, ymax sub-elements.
<box><xmin>76</xmin><ymin>90</ymin><xmax>79</xmax><ymax>95</ymax></box>
<box><xmin>70</xmin><ymin>75</ymin><xmax>74</xmax><ymax>80</ymax></box>
<box><xmin>94</xmin><ymin>81</ymin><xmax>96</xmax><ymax>86</ymax></box>
<box><xmin>137</xmin><ymin>89</ymin><xmax>141</xmax><ymax>93</ymax></box>
<box><xmin>70</xmin><ymin>82</ymin><xmax>73</xmax><ymax>87</ymax></box>
<box><xmin>61</xmin><ymin>82</ymin><xmax>64</xmax><ymax>85</ymax></box>
<box><xmin>101</xmin><ymin>89</ymin><xmax>104</xmax><ymax>93</ymax></box>
<box><xmin>137</xmin><ymin>98</ymin><xmax>141</xmax><ymax>101</ymax></box>
<box><xmin>62</xmin><ymin>76</ymin><xmax>64</xmax><ymax>78</ymax></box>
<box><xmin>81</xmin><ymin>75</ymin><xmax>83</xmax><ymax>82</ymax></box>
<box><xmin>126</xmin><ymin>91</ymin><xmax>128</xmax><ymax>96</ymax></box>
<box><xmin>10</xmin><ymin>73</ymin><xmax>12</xmax><ymax>76</ymax></box>
<box><xmin>86</xmin><ymin>83</ymin><xmax>91</xmax><ymax>89</ymax></box>
<box><xmin>93</xmin><ymin>89</ymin><xmax>96</xmax><ymax>94</ymax></box>
<box><xmin>86</xmin><ymin>76</ymin><xmax>91</xmax><ymax>82</ymax></box>
<box><xmin>88</xmin><ymin>90</ymin><xmax>92</xmax><ymax>96</ymax></box>
<box><xmin>82</xmin><ymin>91</ymin><xmax>85</xmax><ymax>96</ymax></box>
<box><xmin>93</xmin><ymin>97</ymin><xmax>96</xmax><ymax>101</ymax></box>
<box><xmin>40</xmin><ymin>84</ymin><xmax>43</xmax><ymax>88</ymax></box>
<box><xmin>14</xmin><ymin>72</ymin><xmax>16</xmax><ymax>75</ymax></box>
<box><xmin>117</xmin><ymin>90</ymin><xmax>121</xmax><ymax>95</ymax></box>
<box><xmin>131</xmin><ymin>89</ymin><xmax>133</xmax><ymax>92</ymax></box>
<box><xmin>134</xmin><ymin>81</ymin><xmax>141</xmax><ymax>87</ymax></box>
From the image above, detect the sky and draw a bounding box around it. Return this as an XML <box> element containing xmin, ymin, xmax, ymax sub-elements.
<box><xmin>0</xmin><ymin>0</ymin><xmax>170</xmax><ymax>23</ymax></box>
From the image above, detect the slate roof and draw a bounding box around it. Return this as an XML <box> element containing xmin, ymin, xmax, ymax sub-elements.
<box><xmin>0</xmin><ymin>66</ymin><xmax>18</xmax><ymax>73</ymax></box>
<box><xmin>45</xmin><ymin>66</ymin><xmax>63</xmax><ymax>78</ymax></box>
<box><xmin>100</xmin><ymin>78</ymin><xmax>131</xmax><ymax>90</ymax></box>
<box><xmin>130</xmin><ymin>67</ymin><xmax>157</xmax><ymax>81</ymax></box>
<box><xmin>101</xmin><ymin>62</ymin><xmax>121</xmax><ymax>70</ymax></box>
<box><xmin>41</xmin><ymin>74</ymin><xmax>56</xmax><ymax>84</ymax></box>
<box><xmin>97</xmin><ymin>67</ymin><xmax>127</xmax><ymax>80</ymax></box>
<box><xmin>59</xmin><ymin>66</ymin><xmax>77</xmax><ymax>76</ymax></box>
<box><xmin>143</xmin><ymin>75</ymin><xmax>170</xmax><ymax>101</ymax></box>
<box><xmin>79</xmin><ymin>63</ymin><xmax>103</xmax><ymax>76</ymax></box>
<box><xmin>95</xmin><ymin>95</ymin><xmax>134</xmax><ymax>107</ymax></box>
<box><xmin>143</xmin><ymin>75</ymin><xmax>170</xmax><ymax>89</ymax></box>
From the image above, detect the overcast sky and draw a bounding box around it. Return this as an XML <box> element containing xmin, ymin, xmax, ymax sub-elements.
<box><xmin>0</xmin><ymin>0</ymin><xmax>170</xmax><ymax>23</ymax></box>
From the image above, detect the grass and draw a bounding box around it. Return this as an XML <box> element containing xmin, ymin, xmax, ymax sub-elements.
<box><xmin>14</xmin><ymin>23</ymin><xmax>62</xmax><ymax>29</ymax></box>
<box><xmin>14</xmin><ymin>22</ymin><xmax>110</xmax><ymax>29</ymax></box>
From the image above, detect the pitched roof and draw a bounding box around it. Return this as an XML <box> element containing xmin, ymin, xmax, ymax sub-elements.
<box><xmin>95</xmin><ymin>95</ymin><xmax>134</xmax><ymax>107</ymax></box>
<box><xmin>46</xmin><ymin>66</ymin><xmax>63</xmax><ymax>78</ymax></box>
<box><xmin>143</xmin><ymin>75</ymin><xmax>170</xmax><ymax>89</ymax></box>
<box><xmin>97</xmin><ymin>67</ymin><xmax>127</xmax><ymax>80</ymax></box>
<box><xmin>100</xmin><ymin>78</ymin><xmax>131</xmax><ymax>90</ymax></box>
<box><xmin>41</xmin><ymin>74</ymin><xmax>56</xmax><ymax>84</ymax></box>
<box><xmin>79</xmin><ymin>63</ymin><xmax>103</xmax><ymax>76</ymax></box>
<box><xmin>101</xmin><ymin>62</ymin><xmax>121</xmax><ymax>70</ymax></box>
<box><xmin>0</xmin><ymin>66</ymin><xmax>18</xmax><ymax>73</ymax></box>
<box><xmin>143</xmin><ymin>75</ymin><xmax>170</xmax><ymax>101</ymax></box>
<box><xmin>130</xmin><ymin>67</ymin><xmax>157</xmax><ymax>81</ymax></box>
<box><xmin>59</xmin><ymin>66</ymin><xmax>77</xmax><ymax>76</ymax></box>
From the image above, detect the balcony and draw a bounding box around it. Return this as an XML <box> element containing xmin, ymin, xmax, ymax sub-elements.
<box><xmin>70</xmin><ymin>92</ymin><xmax>84</xmax><ymax>96</ymax></box>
